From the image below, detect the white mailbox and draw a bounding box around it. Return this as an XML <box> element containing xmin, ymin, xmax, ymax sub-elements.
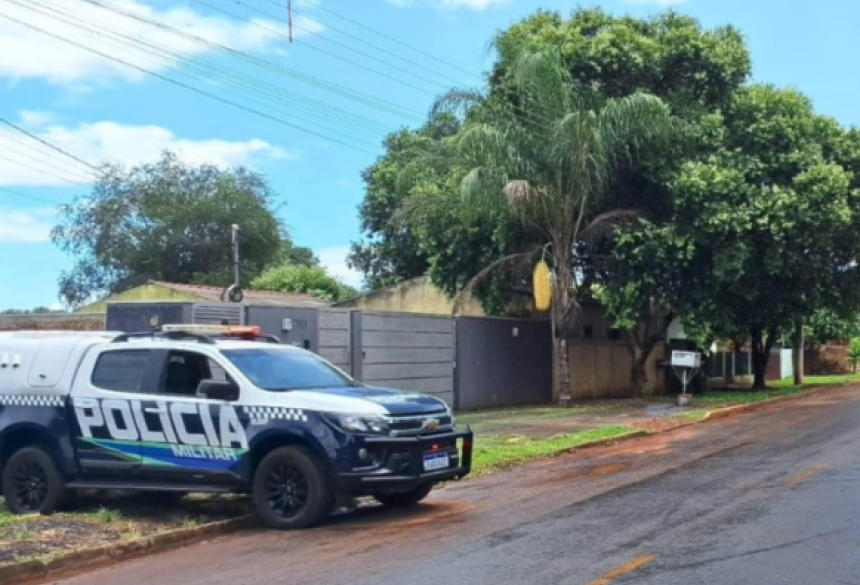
<box><xmin>671</xmin><ymin>350</ymin><xmax>701</xmax><ymax>369</ymax></box>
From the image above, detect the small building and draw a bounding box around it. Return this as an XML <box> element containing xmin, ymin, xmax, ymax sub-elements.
<box><xmin>78</xmin><ymin>280</ymin><xmax>328</xmax><ymax>313</ymax></box>
<box><xmin>334</xmin><ymin>276</ymin><xmax>539</xmax><ymax>318</ymax></box>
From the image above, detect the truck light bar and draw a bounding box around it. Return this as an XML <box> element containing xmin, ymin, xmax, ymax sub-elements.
<box><xmin>162</xmin><ymin>324</ymin><xmax>261</xmax><ymax>336</ymax></box>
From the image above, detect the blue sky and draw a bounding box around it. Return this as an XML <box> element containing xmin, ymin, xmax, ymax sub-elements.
<box><xmin>0</xmin><ymin>0</ymin><xmax>857</xmax><ymax>310</ymax></box>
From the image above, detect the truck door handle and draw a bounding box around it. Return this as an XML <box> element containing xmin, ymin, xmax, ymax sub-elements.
<box><xmin>144</xmin><ymin>406</ymin><xmax>167</xmax><ymax>414</ymax></box>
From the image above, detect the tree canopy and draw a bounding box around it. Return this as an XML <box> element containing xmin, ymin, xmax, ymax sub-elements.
<box><xmin>251</xmin><ymin>264</ymin><xmax>357</xmax><ymax>302</ymax></box>
<box><xmin>52</xmin><ymin>152</ymin><xmax>302</xmax><ymax>307</ymax></box>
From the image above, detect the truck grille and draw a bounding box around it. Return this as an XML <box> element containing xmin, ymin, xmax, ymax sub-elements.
<box><xmin>385</xmin><ymin>412</ymin><xmax>454</xmax><ymax>436</ymax></box>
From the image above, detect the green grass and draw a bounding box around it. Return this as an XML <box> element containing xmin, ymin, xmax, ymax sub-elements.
<box><xmin>769</xmin><ymin>374</ymin><xmax>860</xmax><ymax>389</ymax></box>
<box><xmin>471</xmin><ymin>425</ymin><xmax>640</xmax><ymax>477</ymax></box>
<box><xmin>457</xmin><ymin>402</ymin><xmax>636</xmax><ymax>435</ymax></box>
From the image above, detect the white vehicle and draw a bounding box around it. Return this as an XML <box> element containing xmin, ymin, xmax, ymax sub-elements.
<box><xmin>0</xmin><ymin>327</ymin><xmax>473</xmax><ymax>529</ymax></box>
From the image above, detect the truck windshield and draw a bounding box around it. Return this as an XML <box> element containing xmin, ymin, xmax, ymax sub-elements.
<box><xmin>222</xmin><ymin>348</ymin><xmax>355</xmax><ymax>391</ymax></box>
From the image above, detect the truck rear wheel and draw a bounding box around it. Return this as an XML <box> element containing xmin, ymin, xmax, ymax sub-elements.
<box><xmin>252</xmin><ymin>446</ymin><xmax>333</xmax><ymax>530</ymax></box>
<box><xmin>374</xmin><ymin>483</ymin><xmax>433</xmax><ymax>508</ymax></box>
<box><xmin>2</xmin><ymin>447</ymin><xmax>67</xmax><ymax>515</ymax></box>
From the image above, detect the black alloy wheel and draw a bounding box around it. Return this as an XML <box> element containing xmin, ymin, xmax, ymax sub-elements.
<box><xmin>12</xmin><ymin>460</ymin><xmax>49</xmax><ymax>512</ymax></box>
<box><xmin>252</xmin><ymin>446</ymin><xmax>333</xmax><ymax>530</ymax></box>
<box><xmin>265</xmin><ymin>461</ymin><xmax>310</xmax><ymax>519</ymax></box>
<box><xmin>2</xmin><ymin>447</ymin><xmax>67</xmax><ymax>515</ymax></box>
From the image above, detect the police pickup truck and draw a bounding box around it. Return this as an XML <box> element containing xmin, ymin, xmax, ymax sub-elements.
<box><xmin>0</xmin><ymin>326</ymin><xmax>473</xmax><ymax>529</ymax></box>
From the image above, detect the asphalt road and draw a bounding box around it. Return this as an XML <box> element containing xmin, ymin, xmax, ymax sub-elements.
<box><xmin>41</xmin><ymin>385</ymin><xmax>860</xmax><ymax>585</ymax></box>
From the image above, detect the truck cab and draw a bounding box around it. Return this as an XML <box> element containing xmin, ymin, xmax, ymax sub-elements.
<box><xmin>0</xmin><ymin>327</ymin><xmax>473</xmax><ymax>529</ymax></box>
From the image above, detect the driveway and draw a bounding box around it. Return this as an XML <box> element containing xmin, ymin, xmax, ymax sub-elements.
<box><xmin>40</xmin><ymin>385</ymin><xmax>860</xmax><ymax>585</ymax></box>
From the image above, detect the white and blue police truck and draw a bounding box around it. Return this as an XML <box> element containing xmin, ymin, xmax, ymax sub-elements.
<box><xmin>0</xmin><ymin>326</ymin><xmax>473</xmax><ymax>529</ymax></box>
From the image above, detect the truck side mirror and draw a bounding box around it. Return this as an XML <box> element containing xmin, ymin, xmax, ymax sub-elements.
<box><xmin>198</xmin><ymin>380</ymin><xmax>239</xmax><ymax>401</ymax></box>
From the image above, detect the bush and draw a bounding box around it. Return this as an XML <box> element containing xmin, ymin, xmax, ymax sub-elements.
<box><xmin>251</xmin><ymin>265</ymin><xmax>357</xmax><ymax>302</ymax></box>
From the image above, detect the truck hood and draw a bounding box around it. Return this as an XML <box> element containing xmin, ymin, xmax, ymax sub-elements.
<box><xmin>259</xmin><ymin>385</ymin><xmax>449</xmax><ymax>416</ymax></box>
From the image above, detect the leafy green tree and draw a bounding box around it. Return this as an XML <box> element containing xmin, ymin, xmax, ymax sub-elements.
<box><xmin>422</xmin><ymin>50</ymin><xmax>675</xmax><ymax>403</ymax></box>
<box><xmin>349</xmin><ymin>117</ymin><xmax>459</xmax><ymax>290</ymax></box>
<box><xmin>53</xmin><ymin>152</ymin><xmax>286</xmax><ymax>307</ymax></box>
<box><xmin>806</xmin><ymin>309</ymin><xmax>860</xmax><ymax>347</ymax></box>
<box><xmin>251</xmin><ymin>264</ymin><xmax>357</xmax><ymax>302</ymax></box>
<box><xmin>670</xmin><ymin>86</ymin><xmax>860</xmax><ymax>389</ymax></box>
<box><xmin>494</xmin><ymin>9</ymin><xmax>752</xmax><ymax>391</ymax></box>
<box><xmin>848</xmin><ymin>338</ymin><xmax>860</xmax><ymax>374</ymax></box>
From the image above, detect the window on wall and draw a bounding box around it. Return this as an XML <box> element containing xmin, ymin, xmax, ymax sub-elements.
<box><xmin>583</xmin><ymin>326</ymin><xmax>594</xmax><ymax>339</ymax></box>
<box><xmin>608</xmin><ymin>328</ymin><xmax>622</xmax><ymax>341</ymax></box>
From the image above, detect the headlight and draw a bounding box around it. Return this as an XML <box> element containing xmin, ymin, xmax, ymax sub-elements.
<box><xmin>327</xmin><ymin>414</ymin><xmax>390</xmax><ymax>436</ymax></box>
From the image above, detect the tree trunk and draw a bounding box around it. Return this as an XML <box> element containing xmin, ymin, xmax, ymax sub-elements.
<box><xmin>750</xmin><ymin>326</ymin><xmax>778</xmax><ymax>390</ymax></box>
<box><xmin>793</xmin><ymin>320</ymin><xmax>804</xmax><ymax>386</ymax></box>
<box><xmin>631</xmin><ymin>350</ymin><xmax>648</xmax><ymax>392</ymax></box>
<box><xmin>558</xmin><ymin>337</ymin><xmax>571</xmax><ymax>406</ymax></box>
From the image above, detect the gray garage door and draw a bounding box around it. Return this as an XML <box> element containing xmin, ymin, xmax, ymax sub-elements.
<box><xmin>358</xmin><ymin>312</ymin><xmax>454</xmax><ymax>406</ymax></box>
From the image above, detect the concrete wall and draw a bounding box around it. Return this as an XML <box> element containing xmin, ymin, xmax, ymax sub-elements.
<box><xmin>335</xmin><ymin>276</ymin><xmax>537</xmax><ymax>318</ymax></box>
<box><xmin>568</xmin><ymin>341</ymin><xmax>665</xmax><ymax>399</ymax></box>
<box><xmin>0</xmin><ymin>313</ymin><xmax>105</xmax><ymax>331</ymax></box>
<box><xmin>337</xmin><ymin>276</ymin><xmax>486</xmax><ymax>316</ymax></box>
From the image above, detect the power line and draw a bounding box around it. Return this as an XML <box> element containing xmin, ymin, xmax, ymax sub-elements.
<box><xmin>0</xmin><ymin>115</ymin><xmax>98</xmax><ymax>172</ymax></box>
<box><xmin>28</xmin><ymin>0</ymin><xmax>392</xmax><ymax>144</ymax></box>
<box><xmin>0</xmin><ymin>133</ymin><xmax>97</xmax><ymax>181</ymax></box>
<box><xmin>216</xmin><ymin>0</ymin><xmax>460</xmax><ymax>90</ymax></box>
<box><xmin>284</xmin><ymin>2</ymin><xmax>472</xmax><ymax>88</ymax></box>
<box><xmin>190</xmin><ymin>0</ymin><xmax>439</xmax><ymax>97</ymax></box>
<box><xmin>201</xmin><ymin>0</ymin><xmax>555</xmax><ymax>134</ymax></box>
<box><xmin>70</xmin><ymin>0</ymin><xmax>424</xmax><ymax>122</ymax></box>
<box><xmin>0</xmin><ymin>8</ymin><xmax>381</xmax><ymax>156</ymax></box>
<box><xmin>0</xmin><ymin>185</ymin><xmax>63</xmax><ymax>206</ymax></box>
<box><xmin>0</xmin><ymin>151</ymin><xmax>90</xmax><ymax>186</ymax></box>
<box><xmin>284</xmin><ymin>0</ymin><xmax>480</xmax><ymax>80</ymax></box>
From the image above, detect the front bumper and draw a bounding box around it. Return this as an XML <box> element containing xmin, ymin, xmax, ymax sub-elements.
<box><xmin>335</xmin><ymin>428</ymin><xmax>474</xmax><ymax>494</ymax></box>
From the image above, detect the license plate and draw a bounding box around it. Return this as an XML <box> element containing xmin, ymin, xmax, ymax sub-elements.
<box><xmin>423</xmin><ymin>452</ymin><xmax>450</xmax><ymax>471</ymax></box>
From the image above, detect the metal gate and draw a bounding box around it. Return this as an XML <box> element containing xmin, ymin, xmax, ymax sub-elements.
<box><xmin>356</xmin><ymin>312</ymin><xmax>454</xmax><ymax>405</ymax></box>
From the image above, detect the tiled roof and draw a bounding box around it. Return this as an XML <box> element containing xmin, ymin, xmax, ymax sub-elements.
<box><xmin>148</xmin><ymin>281</ymin><xmax>329</xmax><ymax>307</ymax></box>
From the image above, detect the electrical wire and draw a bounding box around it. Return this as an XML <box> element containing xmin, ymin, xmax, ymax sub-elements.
<box><xmin>281</xmin><ymin>0</ymin><xmax>479</xmax><ymax>80</ymax></box>
<box><xmin>71</xmin><ymin>0</ymin><xmax>424</xmax><ymax>122</ymax></box>
<box><xmin>28</xmin><ymin>0</ymin><xmax>393</xmax><ymax>144</ymax></box>
<box><xmin>216</xmin><ymin>0</ymin><xmax>459</xmax><ymax>90</ymax></box>
<box><xmin>0</xmin><ymin>151</ymin><xmax>91</xmax><ymax>185</ymax></box>
<box><xmin>0</xmin><ymin>185</ymin><xmax>63</xmax><ymax>206</ymax></box>
<box><xmin>0</xmin><ymin>6</ymin><xmax>381</xmax><ymax>155</ymax></box>
<box><xmin>190</xmin><ymin>0</ymin><xmax>438</xmax><ymax>97</ymax></box>
<box><xmin>0</xmin><ymin>133</ymin><xmax>97</xmax><ymax>181</ymax></box>
<box><xmin>215</xmin><ymin>0</ymin><xmax>556</xmax><ymax>132</ymax></box>
<box><xmin>0</xmin><ymin>116</ymin><xmax>98</xmax><ymax>172</ymax></box>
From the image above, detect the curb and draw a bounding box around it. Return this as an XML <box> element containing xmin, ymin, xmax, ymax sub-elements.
<box><xmin>0</xmin><ymin>514</ymin><xmax>257</xmax><ymax>585</ymax></box>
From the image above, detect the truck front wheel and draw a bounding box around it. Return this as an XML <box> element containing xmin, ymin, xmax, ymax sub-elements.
<box><xmin>252</xmin><ymin>446</ymin><xmax>333</xmax><ymax>530</ymax></box>
<box><xmin>2</xmin><ymin>446</ymin><xmax>67</xmax><ymax>515</ymax></box>
<box><xmin>373</xmin><ymin>483</ymin><xmax>433</xmax><ymax>508</ymax></box>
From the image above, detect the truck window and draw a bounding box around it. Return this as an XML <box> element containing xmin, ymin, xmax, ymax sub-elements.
<box><xmin>91</xmin><ymin>350</ymin><xmax>151</xmax><ymax>393</ymax></box>
<box><xmin>159</xmin><ymin>351</ymin><xmax>232</xmax><ymax>397</ymax></box>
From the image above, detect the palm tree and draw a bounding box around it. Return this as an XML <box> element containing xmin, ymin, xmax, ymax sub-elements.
<box><xmin>426</xmin><ymin>50</ymin><xmax>676</xmax><ymax>404</ymax></box>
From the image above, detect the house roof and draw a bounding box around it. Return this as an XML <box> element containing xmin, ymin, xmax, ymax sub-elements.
<box><xmin>146</xmin><ymin>281</ymin><xmax>329</xmax><ymax>307</ymax></box>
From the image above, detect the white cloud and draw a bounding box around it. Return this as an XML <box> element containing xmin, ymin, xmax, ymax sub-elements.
<box><xmin>0</xmin><ymin>0</ymin><xmax>322</xmax><ymax>85</ymax></box>
<box><xmin>335</xmin><ymin>179</ymin><xmax>353</xmax><ymax>186</ymax></box>
<box><xmin>0</xmin><ymin>206</ymin><xmax>56</xmax><ymax>243</ymax></box>
<box><xmin>318</xmin><ymin>246</ymin><xmax>363</xmax><ymax>289</ymax></box>
<box><xmin>624</xmin><ymin>0</ymin><xmax>692</xmax><ymax>5</ymax></box>
<box><xmin>381</xmin><ymin>0</ymin><xmax>507</xmax><ymax>9</ymax></box>
<box><xmin>18</xmin><ymin>110</ymin><xmax>55</xmax><ymax>127</ymax></box>
<box><xmin>0</xmin><ymin>115</ymin><xmax>298</xmax><ymax>187</ymax></box>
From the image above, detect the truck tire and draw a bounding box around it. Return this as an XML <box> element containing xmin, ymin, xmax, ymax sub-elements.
<box><xmin>252</xmin><ymin>446</ymin><xmax>333</xmax><ymax>530</ymax></box>
<box><xmin>2</xmin><ymin>446</ymin><xmax>67</xmax><ymax>515</ymax></box>
<box><xmin>374</xmin><ymin>483</ymin><xmax>433</xmax><ymax>508</ymax></box>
